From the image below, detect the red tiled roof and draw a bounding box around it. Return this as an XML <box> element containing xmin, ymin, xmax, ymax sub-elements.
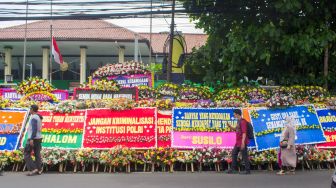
<box><xmin>0</xmin><ymin>19</ymin><xmax>144</xmax><ymax>41</ymax></box>
<box><xmin>140</xmin><ymin>32</ymin><xmax>207</xmax><ymax>54</ymax></box>
<box><xmin>0</xmin><ymin>19</ymin><xmax>207</xmax><ymax>54</ymax></box>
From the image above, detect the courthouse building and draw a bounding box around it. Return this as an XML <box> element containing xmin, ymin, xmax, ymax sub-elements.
<box><xmin>0</xmin><ymin>19</ymin><xmax>207</xmax><ymax>89</ymax></box>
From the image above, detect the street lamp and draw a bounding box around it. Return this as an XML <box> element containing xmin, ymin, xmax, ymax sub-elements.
<box><xmin>5</xmin><ymin>75</ymin><xmax>13</xmax><ymax>83</ymax></box>
<box><xmin>27</xmin><ymin>63</ymin><xmax>33</xmax><ymax>78</ymax></box>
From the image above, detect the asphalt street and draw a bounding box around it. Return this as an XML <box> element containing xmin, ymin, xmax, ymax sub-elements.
<box><xmin>0</xmin><ymin>170</ymin><xmax>332</xmax><ymax>188</ymax></box>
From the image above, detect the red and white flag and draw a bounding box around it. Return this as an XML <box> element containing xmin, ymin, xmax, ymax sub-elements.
<box><xmin>52</xmin><ymin>37</ymin><xmax>63</xmax><ymax>64</ymax></box>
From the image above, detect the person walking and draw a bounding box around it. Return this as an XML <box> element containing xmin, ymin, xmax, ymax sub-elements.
<box><xmin>226</xmin><ymin>109</ymin><xmax>251</xmax><ymax>175</ymax></box>
<box><xmin>277</xmin><ymin>116</ymin><xmax>297</xmax><ymax>175</ymax></box>
<box><xmin>24</xmin><ymin>104</ymin><xmax>43</xmax><ymax>176</ymax></box>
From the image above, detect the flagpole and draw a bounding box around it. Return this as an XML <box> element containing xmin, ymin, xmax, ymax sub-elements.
<box><xmin>22</xmin><ymin>0</ymin><xmax>28</xmax><ymax>80</ymax></box>
<box><xmin>49</xmin><ymin>0</ymin><xmax>53</xmax><ymax>82</ymax></box>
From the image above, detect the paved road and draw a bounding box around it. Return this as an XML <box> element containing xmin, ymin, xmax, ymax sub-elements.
<box><xmin>0</xmin><ymin>170</ymin><xmax>332</xmax><ymax>188</ymax></box>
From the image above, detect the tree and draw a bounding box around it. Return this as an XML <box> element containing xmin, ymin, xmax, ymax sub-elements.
<box><xmin>181</xmin><ymin>0</ymin><xmax>336</xmax><ymax>88</ymax></box>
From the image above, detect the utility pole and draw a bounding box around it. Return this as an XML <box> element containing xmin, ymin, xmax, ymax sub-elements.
<box><xmin>149</xmin><ymin>0</ymin><xmax>153</xmax><ymax>65</ymax></box>
<box><xmin>134</xmin><ymin>33</ymin><xmax>139</xmax><ymax>62</ymax></box>
<box><xmin>167</xmin><ymin>0</ymin><xmax>175</xmax><ymax>82</ymax></box>
<box><xmin>22</xmin><ymin>0</ymin><xmax>28</xmax><ymax>80</ymax></box>
<box><xmin>49</xmin><ymin>0</ymin><xmax>53</xmax><ymax>82</ymax></box>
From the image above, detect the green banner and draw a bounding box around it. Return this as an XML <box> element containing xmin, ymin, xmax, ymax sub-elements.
<box><xmin>22</xmin><ymin>133</ymin><xmax>83</xmax><ymax>149</ymax></box>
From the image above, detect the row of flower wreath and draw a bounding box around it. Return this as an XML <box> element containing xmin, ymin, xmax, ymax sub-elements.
<box><xmin>2</xmin><ymin>95</ymin><xmax>334</xmax><ymax>115</ymax></box>
<box><xmin>88</xmin><ymin>61</ymin><xmax>327</xmax><ymax>104</ymax></box>
<box><xmin>139</xmin><ymin>84</ymin><xmax>330</xmax><ymax>105</ymax></box>
<box><xmin>7</xmin><ymin>76</ymin><xmax>336</xmax><ymax>110</ymax></box>
<box><xmin>0</xmin><ymin>147</ymin><xmax>335</xmax><ymax>172</ymax></box>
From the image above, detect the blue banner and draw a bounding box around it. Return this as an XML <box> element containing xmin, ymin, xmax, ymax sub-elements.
<box><xmin>0</xmin><ymin>133</ymin><xmax>20</xmax><ymax>150</ymax></box>
<box><xmin>316</xmin><ymin>109</ymin><xmax>336</xmax><ymax>131</ymax></box>
<box><xmin>249</xmin><ymin>105</ymin><xmax>326</xmax><ymax>151</ymax></box>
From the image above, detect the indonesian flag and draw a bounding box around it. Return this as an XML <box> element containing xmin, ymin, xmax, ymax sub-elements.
<box><xmin>52</xmin><ymin>37</ymin><xmax>63</xmax><ymax>64</ymax></box>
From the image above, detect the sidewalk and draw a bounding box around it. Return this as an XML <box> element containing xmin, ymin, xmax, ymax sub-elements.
<box><xmin>0</xmin><ymin>170</ymin><xmax>332</xmax><ymax>188</ymax></box>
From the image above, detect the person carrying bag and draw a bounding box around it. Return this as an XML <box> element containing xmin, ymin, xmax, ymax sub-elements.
<box><xmin>24</xmin><ymin>105</ymin><xmax>43</xmax><ymax>176</ymax></box>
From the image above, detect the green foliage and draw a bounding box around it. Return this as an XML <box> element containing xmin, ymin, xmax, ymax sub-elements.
<box><xmin>181</xmin><ymin>0</ymin><xmax>336</xmax><ymax>88</ymax></box>
<box><xmin>149</xmin><ymin>63</ymin><xmax>162</xmax><ymax>73</ymax></box>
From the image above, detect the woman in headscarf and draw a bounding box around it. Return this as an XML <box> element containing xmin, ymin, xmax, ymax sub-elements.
<box><xmin>277</xmin><ymin>116</ymin><xmax>297</xmax><ymax>175</ymax></box>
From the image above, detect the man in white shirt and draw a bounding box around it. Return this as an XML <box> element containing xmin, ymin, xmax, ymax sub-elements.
<box><xmin>24</xmin><ymin>105</ymin><xmax>43</xmax><ymax>176</ymax></box>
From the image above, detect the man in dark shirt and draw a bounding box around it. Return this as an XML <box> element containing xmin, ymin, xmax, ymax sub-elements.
<box><xmin>226</xmin><ymin>109</ymin><xmax>251</xmax><ymax>175</ymax></box>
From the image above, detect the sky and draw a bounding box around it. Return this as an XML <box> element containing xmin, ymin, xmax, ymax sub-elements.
<box><xmin>0</xmin><ymin>0</ymin><xmax>205</xmax><ymax>34</ymax></box>
<box><xmin>0</xmin><ymin>18</ymin><xmax>204</xmax><ymax>34</ymax></box>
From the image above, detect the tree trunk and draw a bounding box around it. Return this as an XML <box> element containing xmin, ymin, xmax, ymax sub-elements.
<box><xmin>324</xmin><ymin>45</ymin><xmax>329</xmax><ymax>89</ymax></box>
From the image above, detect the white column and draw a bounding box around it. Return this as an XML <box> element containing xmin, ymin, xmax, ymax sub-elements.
<box><xmin>134</xmin><ymin>34</ymin><xmax>139</xmax><ymax>62</ymax></box>
<box><xmin>118</xmin><ymin>46</ymin><xmax>125</xmax><ymax>63</ymax></box>
<box><xmin>42</xmin><ymin>46</ymin><xmax>49</xmax><ymax>80</ymax></box>
<box><xmin>4</xmin><ymin>46</ymin><xmax>12</xmax><ymax>83</ymax></box>
<box><xmin>80</xmin><ymin>46</ymin><xmax>87</xmax><ymax>84</ymax></box>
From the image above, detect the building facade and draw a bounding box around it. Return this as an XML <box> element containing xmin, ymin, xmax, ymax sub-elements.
<box><xmin>0</xmin><ymin>19</ymin><xmax>207</xmax><ymax>88</ymax></box>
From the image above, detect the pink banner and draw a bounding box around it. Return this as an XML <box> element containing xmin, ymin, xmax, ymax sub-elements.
<box><xmin>0</xmin><ymin>89</ymin><xmax>69</xmax><ymax>101</ymax></box>
<box><xmin>93</xmin><ymin>73</ymin><xmax>153</xmax><ymax>88</ymax></box>
<box><xmin>172</xmin><ymin>131</ymin><xmax>236</xmax><ymax>149</ymax></box>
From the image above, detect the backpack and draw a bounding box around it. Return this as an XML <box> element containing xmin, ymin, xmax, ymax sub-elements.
<box><xmin>243</xmin><ymin>119</ymin><xmax>254</xmax><ymax>139</ymax></box>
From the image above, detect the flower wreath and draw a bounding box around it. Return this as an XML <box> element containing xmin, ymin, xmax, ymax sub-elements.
<box><xmin>20</xmin><ymin>91</ymin><xmax>59</xmax><ymax>103</ymax></box>
<box><xmin>92</xmin><ymin>61</ymin><xmax>150</xmax><ymax>78</ymax></box>
<box><xmin>16</xmin><ymin>77</ymin><xmax>54</xmax><ymax>95</ymax></box>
